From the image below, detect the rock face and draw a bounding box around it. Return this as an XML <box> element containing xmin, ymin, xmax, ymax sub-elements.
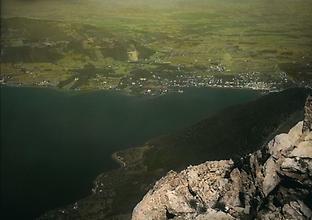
<box><xmin>303</xmin><ymin>96</ymin><xmax>312</xmax><ymax>133</ymax></box>
<box><xmin>132</xmin><ymin>96</ymin><xmax>312</xmax><ymax>220</ymax></box>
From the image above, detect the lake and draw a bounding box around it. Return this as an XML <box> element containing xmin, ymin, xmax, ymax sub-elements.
<box><xmin>0</xmin><ymin>86</ymin><xmax>260</xmax><ymax>219</ymax></box>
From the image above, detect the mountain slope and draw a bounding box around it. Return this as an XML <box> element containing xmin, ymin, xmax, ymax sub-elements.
<box><xmin>39</xmin><ymin>88</ymin><xmax>311</xmax><ymax>220</ymax></box>
<box><xmin>132</xmin><ymin>96</ymin><xmax>312</xmax><ymax>220</ymax></box>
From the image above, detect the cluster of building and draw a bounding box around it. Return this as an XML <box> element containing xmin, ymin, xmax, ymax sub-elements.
<box><xmin>2</xmin><ymin>64</ymin><xmax>309</xmax><ymax>94</ymax></box>
<box><xmin>118</xmin><ymin>70</ymin><xmax>293</xmax><ymax>95</ymax></box>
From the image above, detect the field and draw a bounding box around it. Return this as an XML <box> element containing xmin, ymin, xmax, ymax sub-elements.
<box><xmin>1</xmin><ymin>0</ymin><xmax>312</xmax><ymax>94</ymax></box>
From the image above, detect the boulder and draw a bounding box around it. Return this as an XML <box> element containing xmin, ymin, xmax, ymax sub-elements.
<box><xmin>262</xmin><ymin>157</ymin><xmax>280</xmax><ymax>196</ymax></box>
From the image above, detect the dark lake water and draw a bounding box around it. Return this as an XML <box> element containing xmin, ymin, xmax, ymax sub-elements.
<box><xmin>0</xmin><ymin>86</ymin><xmax>260</xmax><ymax>219</ymax></box>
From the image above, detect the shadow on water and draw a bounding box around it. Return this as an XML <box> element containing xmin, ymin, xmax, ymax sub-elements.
<box><xmin>0</xmin><ymin>86</ymin><xmax>260</xmax><ymax>219</ymax></box>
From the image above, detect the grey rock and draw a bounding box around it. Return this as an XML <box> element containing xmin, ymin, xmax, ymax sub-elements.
<box><xmin>282</xmin><ymin>200</ymin><xmax>312</xmax><ymax>220</ymax></box>
<box><xmin>262</xmin><ymin>157</ymin><xmax>280</xmax><ymax>196</ymax></box>
<box><xmin>289</xmin><ymin>140</ymin><xmax>312</xmax><ymax>159</ymax></box>
<box><xmin>303</xmin><ymin>95</ymin><xmax>312</xmax><ymax>133</ymax></box>
<box><xmin>132</xmin><ymin>96</ymin><xmax>312</xmax><ymax>220</ymax></box>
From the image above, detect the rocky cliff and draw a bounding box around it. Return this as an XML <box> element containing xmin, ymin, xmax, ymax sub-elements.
<box><xmin>132</xmin><ymin>97</ymin><xmax>312</xmax><ymax>220</ymax></box>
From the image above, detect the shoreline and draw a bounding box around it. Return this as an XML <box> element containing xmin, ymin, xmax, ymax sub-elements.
<box><xmin>111</xmin><ymin>152</ymin><xmax>127</xmax><ymax>168</ymax></box>
<box><xmin>0</xmin><ymin>81</ymin><xmax>280</xmax><ymax>96</ymax></box>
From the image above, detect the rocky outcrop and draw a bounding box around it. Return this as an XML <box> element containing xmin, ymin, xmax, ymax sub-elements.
<box><xmin>132</xmin><ymin>96</ymin><xmax>312</xmax><ymax>220</ymax></box>
<box><xmin>303</xmin><ymin>96</ymin><xmax>312</xmax><ymax>133</ymax></box>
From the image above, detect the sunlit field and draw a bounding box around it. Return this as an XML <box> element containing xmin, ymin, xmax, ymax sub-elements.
<box><xmin>1</xmin><ymin>0</ymin><xmax>311</xmax><ymax>93</ymax></box>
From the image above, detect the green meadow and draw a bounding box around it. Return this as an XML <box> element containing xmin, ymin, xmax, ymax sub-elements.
<box><xmin>1</xmin><ymin>0</ymin><xmax>311</xmax><ymax>92</ymax></box>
